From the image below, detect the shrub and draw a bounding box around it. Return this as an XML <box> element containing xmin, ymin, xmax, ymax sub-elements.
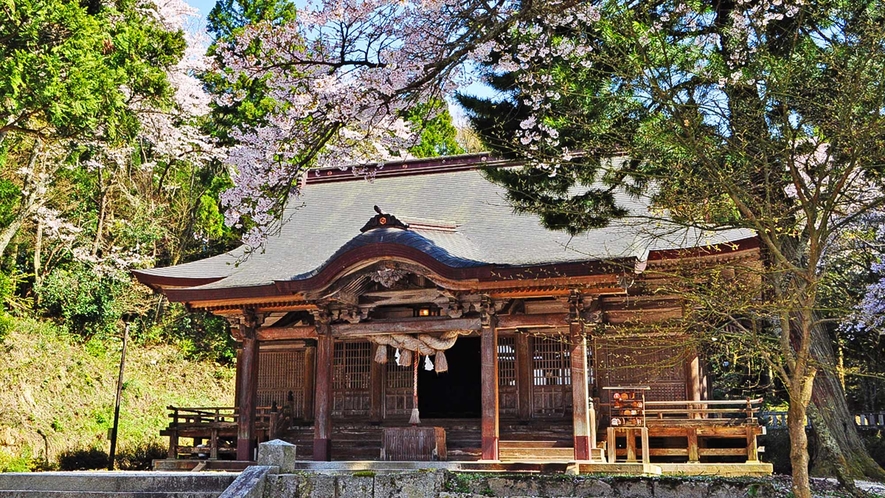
<box><xmin>57</xmin><ymin>448</ymin><xmax>109</xmax><ymax>471</ymax></box>
<box><xmin>115</xmin><ymin>441</ymin><xmax>167</xmax><ymax>470</ymax></box>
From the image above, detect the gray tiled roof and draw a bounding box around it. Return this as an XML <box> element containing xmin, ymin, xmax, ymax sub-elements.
<box><xmin>138</xmin><ymin>167</ymin><xmax>754</xmax><ymax>290</ymax></box>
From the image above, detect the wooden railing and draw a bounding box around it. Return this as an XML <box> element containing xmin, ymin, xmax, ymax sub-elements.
<box><xmin>162</xmin><ymin>405</ymin><xmax>289</xmax><ymax>460</ymax></box>
<box><xmin>855</xmin><ymin>412</ymin><xmax>885</xmax><ymax>429</ymax></box>
<box><xmin>644</xmin><ymin>398</ymin><xmax>762</xmax><ymax>419</ymax></box>
<box><xmin>760</xmin><ymin>411</ymin><xmax>885</xmax><ymax>430</ymax></box>
<box><xmin>602</xmin><ymin>398</ymin><xmax>765</xmax><ymax>464</ymax></box>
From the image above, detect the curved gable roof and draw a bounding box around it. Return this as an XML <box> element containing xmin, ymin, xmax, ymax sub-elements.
<box><xmin>134</xmin><ymin>157</ymin><xmax>755</xmax><ymax>301</ymax></box>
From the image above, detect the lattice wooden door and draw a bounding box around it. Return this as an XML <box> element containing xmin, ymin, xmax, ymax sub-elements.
<box><xmin>332</xmin><ymin>340</ymin><xmax>372</xmax><ymax>417</ymax></box>
<box><xmin>257</xmin><ymin>349</ymin><xmax>305</xmax><ymax>418</ymax></box>
<box><xmin>531</xmin><ymin>335</ymin><xmax>573</xmax><ymax>417</ymax></box>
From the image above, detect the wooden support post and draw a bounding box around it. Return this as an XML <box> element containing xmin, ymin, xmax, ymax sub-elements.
<box><xmin>570</xmin><ymin>318</ymin><xmax>594</xmax><ymax>460</ymax></box>
<box><xmin>687</xmin><ymin>350</ymin><xmax>702</xmax><ymax>419</ymax></box>
<box><xmin>746</xmin><ymin>425</ymin><xmax>759</xmax><ymax>462</ymax></box>
<box><xmin>235</xmin><ymin>311</ymin><xmax>260</xmax><ymax>461</ymax></box>
<box><xmin>687</xmin><ymin>428</ymin><xmax>699</xmax><ymax>463</ymax></box>
<box><xmin>304</xmin><ymin>343</ymin><xmax>316</xmax><ymax>422</ymax></box>
<box><xmin>516</xmin><ymin>333</ymin><xmax>532</xmax><ymax>421</ymax></box>
<box><xmin>210</xmin><ymin>428</ymin><xmax>219</xmax><ymax>460</ymax></box>
<box><xmin>370</xmin><ymin>343</ymin><xmax>385</xmax><ymax>423</ymax></box>
<box><xmin>314</xmin><ymin>316</ymin><xmax>333</xmax><ymax>461</ymax></box>
<box><xmin>167</xmin><ymin>432</ymin><xmax>178</xmax><ymax>459</ymax></box>
<box><xmin>481</xmin><ymin>311</ymin><xmax>499</xmax><ymax>461</ymax></box>
<box><xmin>626</xmin><ymin>429</ymin><xmax>637</xmax><ymax>462</ymax></box>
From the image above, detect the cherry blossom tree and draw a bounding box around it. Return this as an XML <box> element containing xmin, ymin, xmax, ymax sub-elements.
<box><xmin>210</xmin><ymin>0</ymin><xmax>600</xmax><ymax>248</ymax></box>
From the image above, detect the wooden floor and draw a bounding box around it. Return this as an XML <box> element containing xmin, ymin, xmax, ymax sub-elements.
<box><xmin>152</xmin><ymin>458</ymin><xmax>773</xmax><ymax>477</ymax></box>
<box><xmin>156</xmin><ymin>416</ymin><xmax>773</xmax><ymax>476</ymax></box>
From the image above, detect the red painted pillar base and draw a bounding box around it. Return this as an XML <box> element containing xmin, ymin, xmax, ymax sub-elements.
<box><xmin>574</xmin><ymin>435</ymin><xmax>591</xmax><ymax>461</ymax></box>
<box><xmin>313</xmin><ymin>438</ymin><xmax>332</xmax><ymax>461</ymax></box>
<box><xmin>481</xmin><ymin>436</ymin><xmax>499</xmax><ymax>461</ymax></box>
<box><xmin>236</xmin><ymin>438</ymin><xmax>253</xmax><ymax>461</ymax></box>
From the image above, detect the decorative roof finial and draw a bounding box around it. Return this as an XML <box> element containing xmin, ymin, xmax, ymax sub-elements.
<box><xmin>360</xmin><ymin>207</ymin><xmax>409</xmax><ymax>232</ymax></box>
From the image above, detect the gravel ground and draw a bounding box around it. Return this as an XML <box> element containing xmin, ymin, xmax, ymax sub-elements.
<box><xmin>767</xmin><ymin>477</ymin><xmax>885</xmax><ymax>497</ymax></box>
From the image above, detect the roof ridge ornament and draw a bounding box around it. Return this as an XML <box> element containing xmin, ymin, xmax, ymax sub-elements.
<box><xmin>360</xmin><ymin>205</ymin><xmax>410</xmax><ymax>232</ymax></box>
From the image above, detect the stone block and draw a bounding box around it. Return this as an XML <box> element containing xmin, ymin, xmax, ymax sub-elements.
<box><xmin>337</xmin><ymin>474</ymin><xmax>374</xmax><ymax>498</ymax></box>
<box><xmin>257</xmin><ymin>439</ymin><xmax>297</xmax><ymax>473</ymax></box>
<box><xmin>373</xmin><ymin>471</ymin><xmax>443</xmax><ymax>498</ymax></box>
<box><xmin>573</xmin><ymin>477</ymin><xmax>614</xmax><ymax>497</ymax></box>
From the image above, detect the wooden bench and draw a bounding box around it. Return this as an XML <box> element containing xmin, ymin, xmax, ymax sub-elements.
<box><xmin>162</xmin><ymin>406</ymin><xmax>286</xmax><ymax>460</ymax></box>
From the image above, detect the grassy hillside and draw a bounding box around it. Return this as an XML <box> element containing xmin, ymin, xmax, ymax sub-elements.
<box><xmin>0</xmin><ymin>317</ymin><xmax>234</xmax><ymax>471</ymax></box>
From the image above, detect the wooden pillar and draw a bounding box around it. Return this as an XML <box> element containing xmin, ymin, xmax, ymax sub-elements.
<box><xmin>304</xmin><ymin>343</ymin><xmax>316</xmax><ymax>422</ymax></box>
<box><xmin>314</xmin><ymin>315</ymin><xmax>333</xmax><ymax>461</ymax></box>
<box><xmin>236</xmin><ymin>311</ymin><xmax>260</xmax><ymax>461</ymax></box>
<box><xmin>481</xmin><ymin>310</ymin><xmax>499</xmax><ymax>461</ymax></box>
<box><xmin>370</xmin><ymin>343</ymin><xmax>385</xmax><ymax>423</ymax></box>
<box><xmin>570</xmin><ymin>317</ymin><xmax>594</xmax><ymax>460</ymax></box>
<box><xmin>516</xmin><ymin>333</ymin><xmax>532</xmax><ymax>420</ymax></box>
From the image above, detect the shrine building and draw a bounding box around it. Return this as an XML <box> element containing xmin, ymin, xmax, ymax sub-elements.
<box><xmin>134</xmin><ymin>153</ymin><xmax>770</xmax><ymax>473</ymax></box>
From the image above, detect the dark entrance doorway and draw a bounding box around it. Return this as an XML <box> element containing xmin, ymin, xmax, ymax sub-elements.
<box><xmin>418</xmin><ymin>336</ymin><xmax>481</xmax><ymax>418</ymax></box>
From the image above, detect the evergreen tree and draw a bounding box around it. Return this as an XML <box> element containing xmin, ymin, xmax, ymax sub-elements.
<box><xmin>460</xmin><ymin>1</ymin><xmax>885</xmax><ymax>495</ymax></box>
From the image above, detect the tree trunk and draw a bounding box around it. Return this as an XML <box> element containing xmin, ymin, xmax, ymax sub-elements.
<box><xmin>788</xmin><ymin>399</ymin><xmax>813</xmax><ymax>498</ymax></box>
<box><xmin>809</xmin><ymin>319</ymin><xmax>885</xmax><ymax>481</ymax></box>
<box><xmin>0</xmin><ymin>142</ymin><xmax>44</xmax><ymax>261</ymax></box>
<box><xmin>33</xmin><ymin>219</ymin><xmax>42</xmax><ymax>293</ymax></box>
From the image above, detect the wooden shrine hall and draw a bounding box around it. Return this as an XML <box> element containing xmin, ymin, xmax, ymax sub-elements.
<box><xmin>134</xmin><ymin>153</ymin><xmax>770</xmax><ymax>473</ymax></box>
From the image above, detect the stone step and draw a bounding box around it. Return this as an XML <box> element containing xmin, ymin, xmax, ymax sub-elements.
<box><xmin>0</xmin><ymin>472</ymin><xmax>235</xmax><ymax>494</ymax></box>
<box><xmin>0</xmin><ymin>492</ymin><xmax>220</xmax><ymax>498</ymax></box>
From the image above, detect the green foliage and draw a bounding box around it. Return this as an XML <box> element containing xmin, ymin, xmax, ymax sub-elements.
<box><xmin>148</xmin><ymin>304</ymin><xmax>236</xmax><ymax>364</ymax></box>
<box><xmin>36</xmin><ymin>263</ymin><xmax>128</xmax><ymax>338</ymax></box>
<box><xmin>0</xmin><ymin>0</ymin><xmax>184</xmax><ymax>142</ymax></box>
<box><xmin>203</xmin><ymin>0</ymin><xmax>298</xmax><ymax>144</ymax></box>
<box><xmin>0</xmin><ymin>179</ymin><xmax>20</xmax><ymax>227</ymax></box>
<box><xmin>404</xmin><ymin>101</ymin><xmax>465</xmax><ymax>158</ymax></box>
<box><xmin>0</xmin><ymin>449</ymin><xmax>31</xmax><ymax>473</ymax></box>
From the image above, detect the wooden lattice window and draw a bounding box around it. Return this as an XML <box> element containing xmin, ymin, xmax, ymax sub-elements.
<box><xmin>386</xmin><ymin>351</ymin><xmax>412</xmax><ymax>389</ymax></box>
<box><xmin>385</xmin><ymin>348</ymin><xmax>414</xmax><ymax>416</ymax></box>
<box><xmin>257</xmin><ymin>350</ymin><xmax>305</xmax><ymax>415</ymax></box>
<box><xmin>594</xmin><ymin>334</ymin><xmax>688</xmax><ymax>402</ymax></box>
<box><xmin>533</xmin><ymin>336</ymin><xmax>571</xmax><ymax>386</ymax></box>
<box><xmin>333</xmin><ymin>341</ymin><xmax>372</xmax><ymax>390</ymax></box>
<box><xmin>498</xmin><ymin>336</ymin><xmax>516</xmax><ymax>387</ymax></box>
<box><xmin>332</xmin><ymin>340</ymin><xmax>372</xmax><ymax>417</ymax></box>
<box><xmin>498</xmin><ymin>335</ymin><xmax>518</xmax><ymax>415</ymax></box>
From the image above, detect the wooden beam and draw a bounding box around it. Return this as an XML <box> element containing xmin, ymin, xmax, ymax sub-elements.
<box><xmin>314</xmin><ymin>322</ymin><xmax>333</xmax><ymax>461</ymax></box>
<box><xmin>332</xmin><ymin>317</ymin><xmax>481</xmax><ymax>336</ymax></box>
<box><xmin>481</xmin><ymin>315</ymin><xmax>499</xmax><ymax>461</ymax></box>
<box><xmin>256</xmin><ymin>326</ymin><xmax>317</xmax><ymax>341</ymax></box>
<box><xmin>497</xmin><ymin>313</ymin><xmax>568</xmax><ymax>329</ymax></box>
<box><xmin>359</xmin><ymin>288</ymin><xmax>448</xmax><ymax>306</ymax></box>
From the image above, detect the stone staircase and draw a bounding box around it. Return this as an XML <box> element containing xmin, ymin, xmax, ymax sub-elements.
<box><xmin>280</xmin><ymin>419</ymin><xmax>484</xmax><ymax>461</ymax></box>
<box><xmin>0</xmin><ymin>471</ymin><xmax>236</xmax><ymax>498</ymax></box>
<box><xmin>499</xmin><ymin>420</ymin><xmax>580</xmax><ymax>462</ymax></box>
